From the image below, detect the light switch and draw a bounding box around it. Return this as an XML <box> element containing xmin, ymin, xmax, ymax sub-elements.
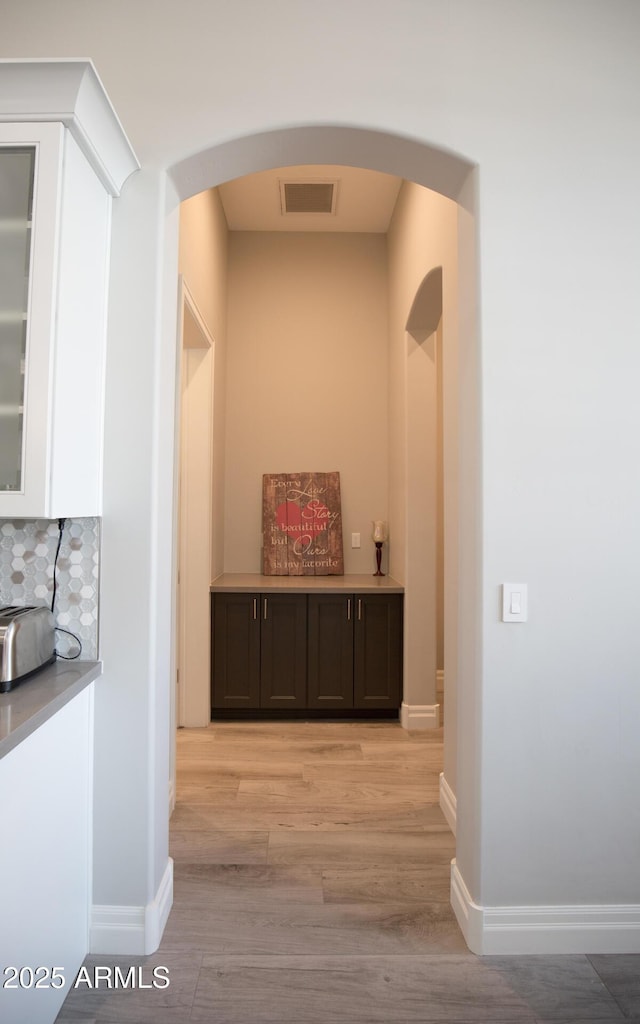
<box><xmin>352</xmin><ymin>532</ymin><xmax>361</xmax><ymax>548</ymax></box>
<box><xmin>502</xmin><ymin>583</ymin><xmax>527</xmax><ymax>622</ymax></box>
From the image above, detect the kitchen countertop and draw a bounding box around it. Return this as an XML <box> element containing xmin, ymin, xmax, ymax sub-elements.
<box><xmin>211</xmin><ymin>573</ymin><xmax>404</xmax><ymax>594</ymax></box>
<box><xmin>0</xmin><ymin>659</ymin><xmax>101</xmax><ymax>760</ymax></box>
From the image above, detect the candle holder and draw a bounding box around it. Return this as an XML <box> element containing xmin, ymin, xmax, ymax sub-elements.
<box><xmin>371</xmin><ymin>521</ymin><xmax>387</xmax><ymax>576</ymax></box>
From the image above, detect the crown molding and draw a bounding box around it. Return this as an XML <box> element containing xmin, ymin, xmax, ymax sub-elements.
<box><xmin>0</xmin><ymin>59</ymin><xmax>139</xmax><ymax>196</ymax></box>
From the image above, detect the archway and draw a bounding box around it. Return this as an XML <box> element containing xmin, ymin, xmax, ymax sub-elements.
<box><xmin>167</xmin><ymin>123</ymin><xmax>482</xmax><ymax>934</ymax></box>
<box><xmin>171</xmin><ymin>125</ymin><xmax>474</xmax><ymax>208</ymax></box>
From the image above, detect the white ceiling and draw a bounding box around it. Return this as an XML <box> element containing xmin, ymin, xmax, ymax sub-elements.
<box><xmin>218</xmin><ymin>164</ymin><xmax>403</xmax><ymax>233</ymax></box>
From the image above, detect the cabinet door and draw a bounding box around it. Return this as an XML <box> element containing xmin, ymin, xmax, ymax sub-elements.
<box><xmin>354</xmin><ymin>594</ymin><xmax>403</xmax><ymax>710</ymax></box>
<box><xmin>307</xmin><ymin>594</ymin><xmax>354</xmax><ymax>709</ymax></box>
<box><xmin>0</xmin><ymin>123</ymin><xmax>61</xmax><ymax>514</ymax></box>
<box><xmin>260</xmin><ymin>594</ymin><xmax>307</xmax><ymax>709</ymax></box>
<box><xmin>0</xmin><ymin>122</ymin><xmax>110</xmax><ymax>518</ymax></box>
<box><xmin>211</xmin><ymin>593</ymin><xmax>260</xmax><ymax>709</ymax></box>
<box><xmin>0</xmin><ymin>146</ymin><xmax>34</xmax><ymax>495</ymax></box>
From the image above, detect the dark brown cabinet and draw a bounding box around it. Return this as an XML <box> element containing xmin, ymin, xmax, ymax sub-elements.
<box><xmin>211</xmin><ymin>593</ymin><xmax>307</xmax><ymax>710</ymax></box>
<box><xmin>211</xmin><ymin>592</ymin><xmax>260</xmax><ymax>710</ymax></box>
<box><xmin>308</xmin><ymin>593</ymin><xmax>403</xmax><ymax>711</ymax></box>
<box><xmin>353</xmin><ymin>593</ymin><xmax>403</xmax><ymax>709</ymax></box>
<box><xmin>260</xmin><ymin>594</ymin><xmax>307</xmax><ymax>709</ymax></box>
<box><xmin>307</xmin><ymin>594</ymin><xmax>354</xmax><ymax>709</ymax></box>
<box><xmin>211</xmin><ymin>590</ymin><xmax>403</xmax><ymax>716</ymax></box>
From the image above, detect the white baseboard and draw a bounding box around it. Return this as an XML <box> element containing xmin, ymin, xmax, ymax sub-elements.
<box><xmin>90</xmin><ymin>904</ymin><xmax>147</xmax><ymax>955</ymax></box>
<box><xmin>400</xmin><ymin>702</ymin><xmax>441</xmax><ymax>729</ymax></box>
<box><xmin>451</xmin><ymin>860</ymin><xmax>640</xmax><ymax>954</ymax></box>
<box><xmin>439</xmin><ymin>771</ymin><xmax>456</xmax><ymax>835</ymax></box>
<box><xmin>145</xmin><ymin>856</ymin><xmax>174</xmax><ymax>953</ymax></box>
<box><xmin>90</xmin><ymin>857</ymin><xmax>173</xmax><ymax>955</ymax></box>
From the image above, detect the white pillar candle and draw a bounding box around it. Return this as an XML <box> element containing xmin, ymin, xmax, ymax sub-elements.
<box><xmin>372</xmin><ymin>521</ymin><xmax>387</xmax><ymax>542</ymax></box>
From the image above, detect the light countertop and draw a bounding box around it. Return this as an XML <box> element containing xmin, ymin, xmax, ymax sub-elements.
<box><xmin>211</xmin><ymin>573</ymin><xmax>404</xmax><ymax>594</ymax></box>
<box><xmin>0</xmin><ymin>659</ymin><xmax>101</xmax><ymax>760</ymax></box>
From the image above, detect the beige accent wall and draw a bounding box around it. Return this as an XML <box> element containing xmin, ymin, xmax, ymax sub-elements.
<box><xmin>387</xmin><ymin>181</ymin><xmax>458</xmax><ymax>767</ymax></box>
<box><xmin>224</xmin><ymin>232</ymin><xmax>389</xmax><ymax>574</ymax></box>
<box><xmin>178</xmin><ymin>188</ymin><xmax>229</xmax><ymax>579</ymax></box>
<box><xmin>436</xmin><ymin>321</ymin><xmax>444</xmax><ymax>675</ymax></box>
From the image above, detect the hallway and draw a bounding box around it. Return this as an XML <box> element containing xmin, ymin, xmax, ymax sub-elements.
<box><xmin>56</xmin><ymin>721</ymin><xmax>640</xmax><ymax>1022</ymax></box>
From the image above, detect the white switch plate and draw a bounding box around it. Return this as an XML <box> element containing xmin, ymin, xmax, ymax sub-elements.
<box><xmin>351</xmin><ymin>532</ymin><xmax>361</xmax><ymax>548</ymax></box>
<box><xmin>502</xmin><ymin>583</ymin><xmax>528</xmax><ymax>622</ymax></box>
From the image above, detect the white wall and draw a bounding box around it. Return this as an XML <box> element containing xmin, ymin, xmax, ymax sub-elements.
<box><xmin>3</xmin><ymin>0</ymin><xmax>640</xmax><ymax>957</ymax></box>
<box><xmin>224</xmin><ymin>231</ymin><xmax>389</xmax><ymax>574</ymax></box>
<box><xmin>91</xmin><ymin>167</ymin><xmax>178</xmax><ymax>952</ymax></box>
<box><xmin>478</xmin><ymin>150</ymin><xmax>640</xmax><ymax>911</ymax></box>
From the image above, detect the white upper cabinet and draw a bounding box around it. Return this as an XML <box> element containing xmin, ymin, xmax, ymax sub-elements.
<box><xmin>0</xmin><ymin>62</ymin><xmax>138</xmax><ymax>519</ymax></box>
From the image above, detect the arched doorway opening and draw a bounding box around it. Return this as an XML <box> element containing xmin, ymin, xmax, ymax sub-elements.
<box><xmin>167</xmin><ymin>124</ymin><xmax>481</xmax><ymax>933</ymax></box>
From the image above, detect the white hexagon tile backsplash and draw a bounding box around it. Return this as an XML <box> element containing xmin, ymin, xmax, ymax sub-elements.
<box><xmin>0</xmin><ymin>518</ymin><xmax>99</xmax><ymax>660</ymax></box>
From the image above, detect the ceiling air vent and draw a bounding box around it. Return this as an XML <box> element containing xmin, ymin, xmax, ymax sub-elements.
<box><xmin>279</xmin><ymin>179</ymin><xmax>339</xmax><ymax>216</ymax></box>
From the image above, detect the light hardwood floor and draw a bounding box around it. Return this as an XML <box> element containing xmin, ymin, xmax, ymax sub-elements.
<box><xmin>167</xmin><ymin>720</ymin><xmax>463</xmax><ymax>964</ymax></box>
<box><xmin>56</xmin><ymin>721</ymin><xmax>640</xmax><ymax>1023</ymax></box>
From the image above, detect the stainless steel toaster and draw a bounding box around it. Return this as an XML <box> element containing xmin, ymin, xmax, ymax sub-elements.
<box><xmin>0</xmin><ymin>606</ymin><xmax>56</xmax><ymax>692</ymax></box>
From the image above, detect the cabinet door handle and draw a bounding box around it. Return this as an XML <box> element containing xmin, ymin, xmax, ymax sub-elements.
<box><xmin>253</xmin><ymin>598</ymin><xmax>257</xmax><ymax>620</ymax></box>
<box><xmin>347</xmin><ymin>598</ymin><xmax>351</xmax><ymax>621</ymax></box>
<box><xmin>264</xmin><ymin>597</ymin><xmax>268</xmax><ymax>620</ymax></box>
<box><xmin>358</xmin><ymin>598</ymin><xmax>362</xmax><ymax>621</ymax></box>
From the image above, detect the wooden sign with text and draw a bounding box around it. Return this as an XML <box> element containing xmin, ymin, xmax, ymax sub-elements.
<box><xmin>262</xmin><ymin>472</ymin><xmax>344</xmax><ymax>575</ymax></box>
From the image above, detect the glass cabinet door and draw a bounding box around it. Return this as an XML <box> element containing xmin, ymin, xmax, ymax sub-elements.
<box><xmin>0</xmin><ymin>147</ymin><xmax>35</xmax><ymax>492</ymax></box>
